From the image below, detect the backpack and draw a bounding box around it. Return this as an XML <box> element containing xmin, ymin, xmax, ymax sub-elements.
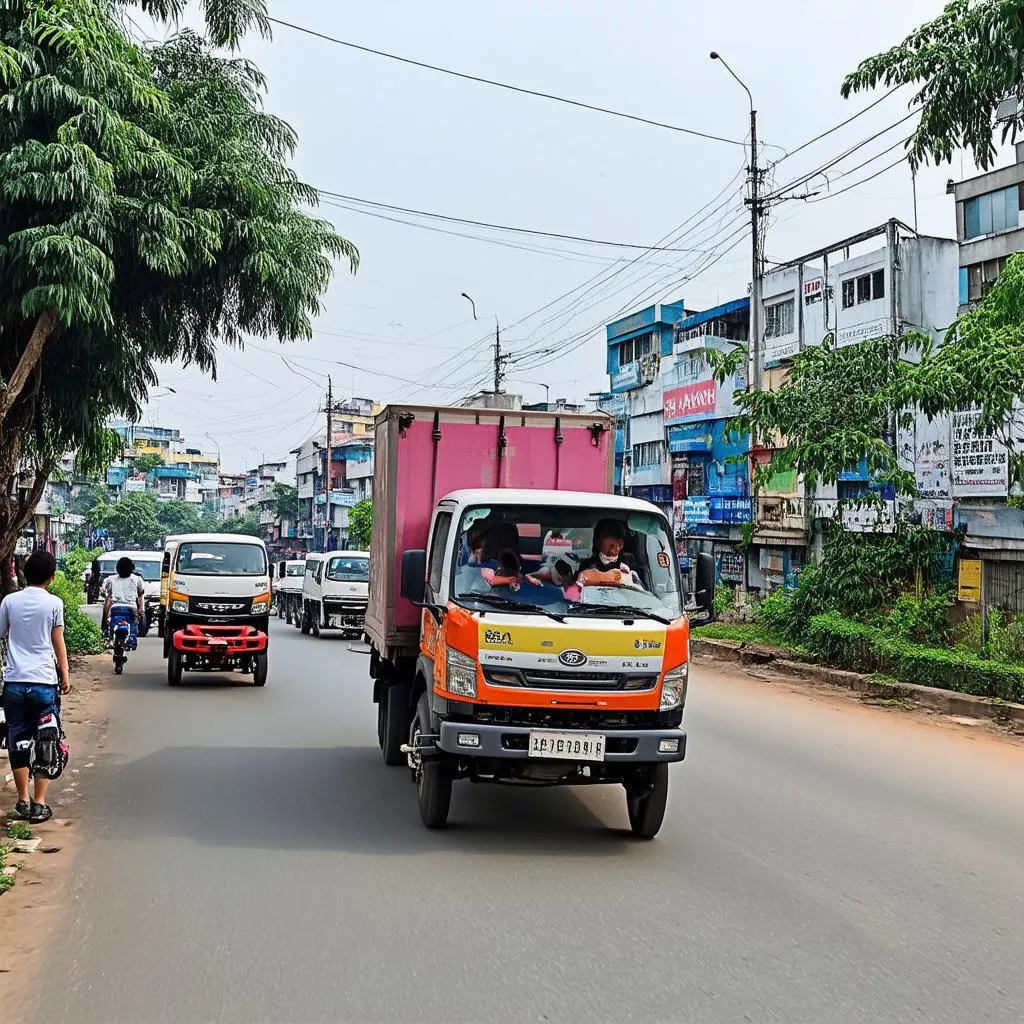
<box><xmin>31</xmin><ymin>711</ymin><xmax>69</xmax><ymax>780</ymax></box>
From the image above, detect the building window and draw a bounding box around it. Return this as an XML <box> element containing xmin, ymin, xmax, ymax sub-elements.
<box><xmin>966</xmin><ymin>256</ymin><xmax>1009</xmax><ymax>301</ymax></box>
<box><xmin>617</xmin><ymin>331</ymin><xmax>655</xmax><ymax>367</ymax></box>
<box><xmin>964</xmin><ymin>186</ymin><xmax>1021</xmax><ymax>239</ymax></box>
<box><xmin>764</xmin><ymin>298</ymin><xmax>794</xmax><ymax>338</ymax></box>
<box><xmin>632</xmin><ymin>441</ymin><xmax>664</xmax><ymax>469</ymax></box>
<box><xmin>842</xmin><ymin>270</ymin><xmax>885</xmax><ymax>308</ymax></box>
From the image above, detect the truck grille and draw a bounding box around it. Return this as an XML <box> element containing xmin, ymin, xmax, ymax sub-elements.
<box><xmin>484</xmin><ymin>668</ymin><xmax>657</xmax><ymax>692</ymax></box>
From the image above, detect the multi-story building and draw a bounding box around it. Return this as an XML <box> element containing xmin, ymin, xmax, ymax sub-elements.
<box><xmin>951</xmin><ymin>141</ymin><xmax>1024</xmax><ymax>311</ymax></box>
<box><xmin>752</xmin><ymin>219</ymin><xmax>959</xmax><ymax>589</ymax></box>
<box><xmin>663</xmin><ymin>299</ymin><xmax>752</xmax><ymax>586</ymax></box>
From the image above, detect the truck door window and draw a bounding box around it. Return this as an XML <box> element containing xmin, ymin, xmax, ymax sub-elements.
<box><xmin>428</xmin><ymin>512</ymin><xmax>452</xmax><ymax>595</ymax></box>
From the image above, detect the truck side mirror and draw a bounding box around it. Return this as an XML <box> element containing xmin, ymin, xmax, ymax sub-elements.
<box><xmin>693</xmin><ymin>552</ymin><xmax>716</xmax><ymax>621</ymax></box>
<box><xmin>400</xmin><ymin>549</ymin><xmax>427</xmax><ymax>604</ymax></box>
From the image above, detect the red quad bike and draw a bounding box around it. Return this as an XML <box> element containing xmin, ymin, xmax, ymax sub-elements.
<box><xmin>168</xmin><ymin>624</ymin><xmax>268</xmax><ymax>687</ymax></box>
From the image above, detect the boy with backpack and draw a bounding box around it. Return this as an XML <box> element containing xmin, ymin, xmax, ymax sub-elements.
<box><xmin>0</xmin><ymin>550</ymin><xmax>71</xmax><ymax>823</ymax></box>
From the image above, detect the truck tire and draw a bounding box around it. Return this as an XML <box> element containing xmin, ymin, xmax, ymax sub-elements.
<box><xmin>381</xmin><ymin>681</ymin><xmax>411</xmax><ymax>766</ymax></box>
<box><xmin>376</xmin><ymin>698</ymin><xmax>385</xmax><ymax>749</ymax></box>
<box><xmin>300</xmin><ymin>602</ymin><xmax>311</xmax><ymax>635</ymax></box>
<box><xmin>138</xmin><ymin>616</ymin><xmax>150</xmax><ymax>638</ymax></box>
<box><xmin>253</xmin><ymin>652</ymin><xmax>268</xmax><ymax>687</ymax></box>
<box><xmin>625</xmin><ymin>763</ymin><xmax>669</xmax><ymax>840</ymax></box>
<box><xmin>411</xmin><ymin>694</ymin><xmax>452</xmax><ymax>829</ymax></box>
<box><xmin>312</xmin><ymin>604</ymin><xmax>321</xmax><ymax>637</ymax></box>
<box><xmin>167</xmin><ymin>648</ymin><xmax>183</xmax><ymax>687</ymax></box>
<box><xmin>163</xmin><ymin>630</ymin><xmax>172</xmax><ymax>659</ymax></box>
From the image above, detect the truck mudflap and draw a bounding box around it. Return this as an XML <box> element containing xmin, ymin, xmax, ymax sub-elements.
<box><xmin>436</xmin><ymin>721</ymin><xmax>686</xmax><ymax>763</ymax></box>
<box><xmin>172</xmin><ymin>624</ymin><xmax>268</xmax><ymax>658</ymax></box>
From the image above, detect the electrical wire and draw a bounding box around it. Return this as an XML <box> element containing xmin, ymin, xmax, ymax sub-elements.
<box><xmin>804</xmin><ymin>155</ymin><xmax>908</xmax><ymax>204</ymax></box>
<box><xmin>267</xmin><ymin>16</ymin><xmax>746</xmax><ymax>146</ymax></box>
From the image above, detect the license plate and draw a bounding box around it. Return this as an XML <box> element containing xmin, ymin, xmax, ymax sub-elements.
<box><xmin>528</xmin><ymin>730</ymin><xmax>606</xmax><ymax>762</ymax></box>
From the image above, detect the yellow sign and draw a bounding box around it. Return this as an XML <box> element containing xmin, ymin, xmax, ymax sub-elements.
<box><xmin>957</xmin><ymin>559</ymin><xmax>982</xmax><ymax>603</ymax></box>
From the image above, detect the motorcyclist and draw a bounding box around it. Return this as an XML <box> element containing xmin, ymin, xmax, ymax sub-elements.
<box><xmin>101</xmin><ymin>556</ymin><xmax>144</xmax><ymax>644</ymax></box>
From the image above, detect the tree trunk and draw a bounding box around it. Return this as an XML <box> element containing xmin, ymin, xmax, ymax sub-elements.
<box><xmin>0</xmin><ymin>310</ymin><xmax>57</xmax><ymax>423</ymax></box>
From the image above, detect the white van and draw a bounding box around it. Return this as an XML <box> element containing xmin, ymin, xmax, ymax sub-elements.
<box><xmin>95</xmin><ymin>550</ymin><xmax>163</xmax><ymax>637</ymax></box>
<box><xmin>163</xmin><ymin>533</ymin><xmax>271</xmax><ymax>686</ymax></box>
<box><xmin>300</xmin><ymin>549</ymin><xmax>370</xmax><ymax>637</ymax></box>
<box><xmin>275</xmin><ymin>559</ymin><xmax>306</xmax><ymax>624</ymax></box>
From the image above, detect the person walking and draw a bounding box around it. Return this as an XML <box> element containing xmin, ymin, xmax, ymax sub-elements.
<box><xmin>0</xmin><ymin>550</ymin><xmax>70</xmax><ymax>823</ymax></box>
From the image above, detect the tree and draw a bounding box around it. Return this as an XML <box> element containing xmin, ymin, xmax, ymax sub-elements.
<box><xmin>349</xmin><ymin>499</ymin><xmax>373</xmax><ymax>550</ymax></box>
<box><xmin>216</xmin><ymin>511</ymin><xmax>261</xmax><ymax>537</ymax></box>
<box><xmin>92</xmin><ymin>491</ymin><xmax>160</xmax><ymax>547</ymax></box>
<box><xmin>132</xmin><ymin>453</ymin><xmax>165</xmax><ymax>474</ymax></box>
<box><xmin>272</xmin><ymin>483</ymin><xmax>298</xmax><ymax>521</ymax></box>
<box><xmin>70</xmin><ymin>483</ymin><xmax>109</xmax><ymax>518</ymax></box>
<box><xmin>155</xmin><ymin>500</ymin><xmax>201</xmax><ymax>537</ymax></box>
<box><xmin>0</xmin><ymin>0</ymin><xmax>357</xmax><ymax>593</ymax></box>
<box><xmin>842</xmin><ymin>0</ymin><xmax>1024</xmax><ymax>170</ymax></box>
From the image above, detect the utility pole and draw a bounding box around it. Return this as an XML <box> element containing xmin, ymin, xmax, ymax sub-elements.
<box><xmin>493</xmin><ymin>319</ymin><xmax>504</xmax><ymax>393</ymax></box>
<box><xmin>324</xmin><ymin>375</ymin><xmax>332</xmax><ymax>554</ymax></box>
<box><xmin>748</xmin><ymin>106</ymin><xmax>762</xmax><ymax>394</ymax></box>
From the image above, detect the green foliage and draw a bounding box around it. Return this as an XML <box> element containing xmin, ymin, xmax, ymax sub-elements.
<box><xmin>6</xmin><ymin>822</ymin><xmax>31</xmax><ymax>841</ymax></box>
<box><xmin>65</xmin><ymin>545</ymin><xmax>101</xmax><ymax>582</ymax></box>
<box><xmin>0</xmin><ymin>0</ymin><xmax>356</xmax><ymax>571</ymax></box>
<box><xmin>70</xmin><ymin>484</ymin><xmax>109</xmax><ymax>518</ymax></box>
<box><xmin>883</xmin><ymin>589</ymin><xmax>953</xmax><ymax>647</ymax></box>
<box><xmin>713</xmin><ymin>585</ymin><xmax>734</xmax><ymax>618</ymax></box>
<box><xmin>349</xmin><ymin>499</ymin><xmax>373</xmax><ymax>550</ymax></box>
<box><xmin>92</xmin><ymin>492</ymin><xmax>160</xmax><ymax>547</ymax></box>
<box><xmin>272</xmin><ymin>483</ymin><xmax>298</xmax><ymax>521</ymax></box>
<box><xmin>48</xmin><ymin>569</ymin><xmax>104</xmax><ymax>653</ymax></box>
<box><xmin>842</xmin><ymin>0</ymin><xmax>1024</xmax><ymax>171</ymax></box>
<box><xmin>215</xmin><ymin>511</ymin><xmax>261</xmax><ymax>537</ymax></box>
<box><xmin>807</xmin><ymin>612</ymin><xmax>1024</xmax><ymax>701</ymax></box>
<box><xmin>154</xmin><ymin>500</ymin><xmax>201</xmax><ymax>537</ymax></box>
<box><xmin>131</xmin><ymin>454</ymin><xmax>165</xmax><ymax>474</ymax></box>
<box><xmin>754</xmin><ymin>587</ymin><xmax>795</xmax><ymax>638</ymax></box>
<box><xmin>955</xmin><ymin>612</ymin><xmax>1024</xmax><ymax>665</ymax></box>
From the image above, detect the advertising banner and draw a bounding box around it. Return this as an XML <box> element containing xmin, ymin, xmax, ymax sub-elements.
<box><xmin>951</xmin><ymin>410</ymin><xmax>1007</xmax><ymax>497</ymax></box>
<box><xmin>663</xmin><ymin>380</ymin><xmax>716</xmax><ymax>422</ymax></box>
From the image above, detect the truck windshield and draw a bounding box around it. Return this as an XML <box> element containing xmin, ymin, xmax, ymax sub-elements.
<box><xmin>133</xmin><ymin>560</ymin><xmax>161</xmax><ymax>582</ymax></box>
<box><xmin>451</xmin><ymin>504</ymin><xmax>682</xmax><ymax>620</ymax></box>
<box><xmin>286</xmin><ymin>564</ymin><xmax>305</xmax><ymax>577</ymax></box>
<box><xmin>326</xmin><ymin>556</ymin><xmax>369</xmax><ymax>582</ymax></box>
<box><xmin>176</xmin><ymin>542</ymin><xmax>267</xmax><ymax>576</ymax></box>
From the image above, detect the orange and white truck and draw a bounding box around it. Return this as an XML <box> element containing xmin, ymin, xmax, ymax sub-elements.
<box><xmin>364</xmin><ymin>404</ymin><xmax>714</xmax><ymax>837</ymax></box>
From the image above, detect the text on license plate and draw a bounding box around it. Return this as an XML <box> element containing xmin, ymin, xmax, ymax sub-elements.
<box><xmin>528</xmin><ymin>730</ymin><xmax>606</xmax><ymax>762</ymax></box>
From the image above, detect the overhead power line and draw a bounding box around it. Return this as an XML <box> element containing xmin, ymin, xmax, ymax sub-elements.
<box><xmin>805</xmin><ymin>155</ymin><xmax>909</xmax><ymax>204</ymax></box>
<box><xmin>267</xmin><ymin>16</ymin><xmax>745</xmax><ymax>146</ymax></box>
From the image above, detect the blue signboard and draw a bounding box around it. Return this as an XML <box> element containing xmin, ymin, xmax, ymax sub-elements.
<box><xmin>667</xmin><ymin>423</ymin><xmax>713</xmax><ymax>453</ymax></box>
<box><xmin>610</xmin><ymin>361</ymin><xmax>641</xmax><ymax>393</ymax></box>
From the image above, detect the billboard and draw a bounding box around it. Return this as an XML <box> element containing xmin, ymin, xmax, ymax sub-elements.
<box><xmin>663</xmin><ymin>380</ymin><xmax>716</xmax><ymax>422</ymax></box>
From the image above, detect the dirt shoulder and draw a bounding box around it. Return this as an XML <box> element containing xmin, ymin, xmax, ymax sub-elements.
<box><xmin>0</xmin><ymin>654</ymin><xmax>110</xmax><ymax>994</ymax></box>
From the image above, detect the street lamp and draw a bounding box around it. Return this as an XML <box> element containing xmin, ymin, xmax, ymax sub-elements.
<box><xmin>710</xmin><ymin>50</ymin><xmax>761</xmax><ymax>393</ymax></box>
<box><xmin>511</xmin><ymin>378</ymin><xmax>551</xmax><ymax>405</ymax></box>
<box><xmin>461</xmin><ymin>291</ymin><xmax>504</xmax><ymax>393</ymax></box>
<box><xmin>460</xmin><ymin>292</ymin><xmax>477</xmax><ymax>321</ymax></box>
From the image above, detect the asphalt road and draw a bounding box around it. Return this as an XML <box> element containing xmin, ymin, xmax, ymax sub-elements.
<box><xmin>34</xmin><ymin>619</ymin><xmax>1024</xmax><ymax>1023</ymax></box>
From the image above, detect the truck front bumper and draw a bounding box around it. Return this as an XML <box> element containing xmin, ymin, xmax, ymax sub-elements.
<box><xmin>436</xmin><ymin>721</ymin><xmax>686</xmax><ymax>763</ymax></box>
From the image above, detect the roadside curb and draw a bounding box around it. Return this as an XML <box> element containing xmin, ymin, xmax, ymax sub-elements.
<box><xmin>692</xmin><ymin>637</ymin><xmax>1024</xmax><ymax>726</ymax></box>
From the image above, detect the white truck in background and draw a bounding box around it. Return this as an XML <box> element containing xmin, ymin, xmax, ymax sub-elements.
<box><xmin>299</xmin><ymin>550</ymin><xmax>370</xmax><ymax>638</ymax></box>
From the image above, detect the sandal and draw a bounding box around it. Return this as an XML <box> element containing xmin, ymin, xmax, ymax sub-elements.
<box><xmin>28</xmin><ymin>802</ymin><xmax>52</xmax><ymax>824</ymax></box>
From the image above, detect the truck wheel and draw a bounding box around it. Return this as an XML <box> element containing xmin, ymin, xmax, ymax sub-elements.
<box><xmin>625</xmin><ymin>763</ymin><xmax>669</xmax><ymax>840</ymax></box>
<box><xmin>138</xmin><ymin>617</ymin><xmax>150</xmax><ymax>638</ymax></box>
<box><xmin>411</xmin><ymin>694</ymin><xmax>451</xmax><ymax>829</ymax></box>
<box><xmin>163</xmin><ymin>631</ymin><xmax>171</xmax><ymax>659</ymax></box>
<box><xmin>376</xmin><ymin>698</ymin><xmax>385</xmax><ymax>750</ymax></box>
<box><xmin>300</xmin><ymin>603</ymin><xmax>311</xmax><ymax>635</ymax></box>
<box><xmin>168</xmin><ymin>648</ymin><xmax>183</xmax><ymax>687</ymax></box>
<box><xmin>312</xmin><ymin>605</ymin><xmax>321</xmax><ymax>637</ymax></box>
<box><xmin>381</xmin><ymin>681</ymin><xmax>411</xmax><ymax>766</ymax></box>
<box><xmin>253</xmin><ymin>652</ymin><xmax>268</xmax><ymax>687</ymax></box>
<box><xmin>157</xmin><ymin>616</ymin><xmax>164</xmax><ymax>639</ymax></box>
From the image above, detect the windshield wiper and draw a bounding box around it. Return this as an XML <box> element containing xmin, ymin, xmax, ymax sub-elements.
<box><xmin>463</xmin><ymin>593</ymin><xmax>566</xmax><ymax>623</ymax></box>
<box><xmin>574</xmin><ymin>603</ymin><xmax>674</xmax><ymax>626</ymax></box>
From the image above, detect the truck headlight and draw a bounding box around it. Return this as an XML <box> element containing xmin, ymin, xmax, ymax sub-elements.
<box><xmin>660</xmin><ymin>663</ymin><xmax>689</xmax><ymax>710</ymax></box>
<box><xmin>445</xmin><ymin>646</ymin><xmax>478</xmax><ymax>698</ymax></box>
<box><xmin>251</xmin><ymin>600</ymin><xmax>269</xmax><ymax>615</ymax></box>
<box><xmin>171</xmin><ymin>600</ymin><xmax>188</xmax><ymax>613</ymax></box>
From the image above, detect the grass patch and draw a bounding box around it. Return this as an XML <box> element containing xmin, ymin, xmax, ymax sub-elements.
<box><xmin>693</xmin><ymin>623</ymin><xmax>779</xmax><ymax>645</ymax></box>
<box><xmin>6</xmin><ymin>822</ymin><xmax>32</xmax><ymax>841</ymax></box>
<box><xmin>0</xmin><ymin>846</ymin><xmax>13</xmax><ymax>894</ymax></box>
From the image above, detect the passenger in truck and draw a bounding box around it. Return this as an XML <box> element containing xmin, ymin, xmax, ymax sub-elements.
<box><xmin>579</xmin><ymin>518</ymin><xmax>644</xmax><ymax>589</ymax></box>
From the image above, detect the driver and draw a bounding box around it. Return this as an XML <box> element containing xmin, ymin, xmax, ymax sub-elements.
<box><xmin>579</xmin><ymin>519</ymin><xmax>643</xmax><ymax>589</ymax></box>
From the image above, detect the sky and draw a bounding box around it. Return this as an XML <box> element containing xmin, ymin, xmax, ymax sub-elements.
<box><xmin>141</xmin><ymin>0</ymin><xmax>1004</xmax><ymax>472</ymax></box>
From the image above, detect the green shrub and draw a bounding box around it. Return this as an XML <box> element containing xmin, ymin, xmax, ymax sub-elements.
<box><xmin>713</xmin><ymin>586</ymin><xmax>734</xmax><ymax>618</ymax></box>
<box><xmin>48</xmin><ymin>571</ymin><xmax>104</xmax><ymax>654</ymax></box>
<box><xmin>755</xmin><ymin>587</ymin><xmax>793</xmax><ymax>638</ymax></box>
<box><xmin>807</xmin><ymin>613</ymin><xmax>879</xmax><ymax>668</ymax></box>
<box><xmin>806</xmin><ymin>612</ymin><xmax>1024</xmax><ymax>701</ymax></box>
<box><xmin>883</xmin><ymin>589</ymin><xmax>953</xmax><ymax>647</ymax></box>
<box><xmin>63</xmin><ymin>607</ymin><xmax>105</xmax><ymax>655</ymax></box>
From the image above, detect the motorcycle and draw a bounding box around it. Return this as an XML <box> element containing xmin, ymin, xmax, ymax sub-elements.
<box><xmin>107</xmin><ymin>605</ymin><xmax>139</xmax><ymax>675</ymax></box>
